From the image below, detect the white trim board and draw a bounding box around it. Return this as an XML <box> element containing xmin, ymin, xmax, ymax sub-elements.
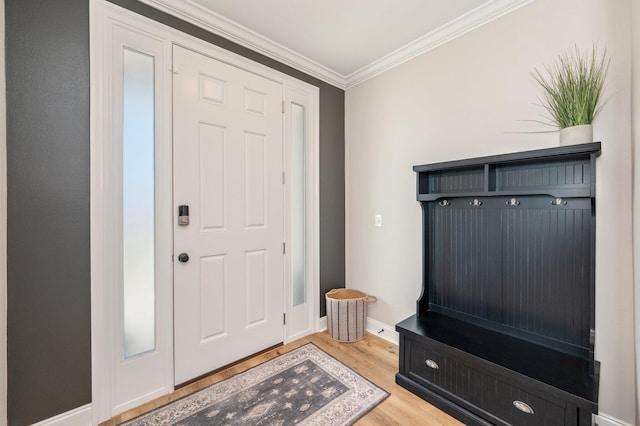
<box><xmin>317</xmin><ymin>316</ymin><xmax>400</xmax><ymax>346</ymax></box>
<box><xmin>318</xmin><ymin>315</ymin><xmax>327</xmax><ymax>332</ymax></box>
<box><xmin>30</xmin><ymin>404</ymin><xmax>92</xmax><ymax>426</ymax></box>
<box><xmin>136</xmin><ymin>0</ymin><xmax>535</xmax><ymax>89</ymax></box>
<box><xmin>594</xmin><ymin>414</ymin><xmax>635</xmax><ymax>426</ymax></box>
<box><xmin>366</xmin><ymin>317</ymin><xmax>399</xmax><ymax>346</ymax></box>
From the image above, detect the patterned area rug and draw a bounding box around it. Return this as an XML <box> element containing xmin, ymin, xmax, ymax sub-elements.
<box><xmin>123</xmin><ymin>343</ymin><xmax>388</xmax><ymax>425</ymax></box>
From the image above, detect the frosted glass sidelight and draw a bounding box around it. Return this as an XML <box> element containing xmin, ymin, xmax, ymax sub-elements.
<box><xmin>123</xmin><ymin>48</ymin><xmax>156</xmax><ymax>358</ymax></box>
<box><xmin>291</xmin><ymin>103</ymin><xmax>306</xmax><ymax>306</ymax></box>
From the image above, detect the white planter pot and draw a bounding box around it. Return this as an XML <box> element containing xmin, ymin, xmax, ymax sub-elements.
<box><xmin>559</xmin><ymin>124</ymin><xmax>593</xmax><ymax>146</ymax></box>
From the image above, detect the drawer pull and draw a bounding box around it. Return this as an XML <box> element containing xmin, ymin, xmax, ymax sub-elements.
<box><xmin>513</xmin><ymin>400</ymin><xmax>534</xmax><ymax>414</ymax></box>
<box><xmin>425</xmin><ymin>359</ymin><xmax>439</xmax><ymax>369</ymax></box>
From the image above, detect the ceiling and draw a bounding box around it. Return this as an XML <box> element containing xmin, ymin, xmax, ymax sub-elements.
<box><xmin>188</xmin><ymin>0</ymin><xmax>489</xmax><ymax>77</ymax></box>
<box><xmin>143</xmin><ymin>0</ymin><xmax>534</xmax><ymax>88</ymax></box>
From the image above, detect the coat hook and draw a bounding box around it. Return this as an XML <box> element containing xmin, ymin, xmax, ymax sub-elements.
<box><xmin>551</xmin><ymin>198</ymin><xmax>567</xmax><ymax>206</ymax></box>
<box><xmin>469</xmin><ymin>199</ymin><xmax>482</xmax><ymax>207</ymax></box>
<box><xmin>438</xmin><ymin>199</ymin><xmax>450</xmax><ymax>207</ymax></box>
<box><xmin>506</xmin><ymin>198</ymin><xmax>520</xmax><ymax>206</ymax></box>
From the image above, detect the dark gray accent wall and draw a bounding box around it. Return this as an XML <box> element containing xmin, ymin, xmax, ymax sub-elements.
<box><xmin>5</xmin><ymin>0</ymin><xmax>92</xmax><ymax>424</ymax></box>
<box><xmin>5</xmin><ymin>0</ymin><xmax>344</xmax><ymax>423</ymax></box>
<box><xmin>318</xmin><ymin>87</ymin><xmax>346</xmax><ymax>316</ymax></box>
<box><xmin>107</xmin><ymin>0</ymin><xmax>346</xmax><ymax>313</ymax></box>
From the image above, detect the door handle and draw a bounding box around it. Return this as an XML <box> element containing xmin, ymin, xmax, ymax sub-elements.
<box><xmin>178</xmin><ymin>253</ymin><xmax>189</xmax><ymax>263</ymax></box>
<box><xmin>425</xmin><ymin>359</ymin><xmax>439</xmax><ymax>369</ymax></box>
<box><xmin>513</xmin><ymin>400</ymin><xmax>534</xmax><ymax>414</ymax></box>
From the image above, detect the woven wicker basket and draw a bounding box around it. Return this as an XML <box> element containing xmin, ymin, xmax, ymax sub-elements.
<box><xmin>326</xmin><ymin>289</ymin><xmax>377</xmax><ymax>342</ymax></box>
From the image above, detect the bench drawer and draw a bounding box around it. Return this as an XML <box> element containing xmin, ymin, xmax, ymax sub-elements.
<box><xmin>406</xmin><ymin>337</ymin><xmax>567</xmax><ymax>425</ymax></box>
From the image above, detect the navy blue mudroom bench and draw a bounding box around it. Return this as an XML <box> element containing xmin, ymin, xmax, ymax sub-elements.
<box><xmin>397</xmin><ymin>143</ymin><xmax>601</xmax><ymax>426</ymax></box>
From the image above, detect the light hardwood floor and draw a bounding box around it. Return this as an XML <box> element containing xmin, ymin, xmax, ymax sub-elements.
<box><xmin>102</xmin><ymin>332</ymin><xmax>463</xmax><ymax>425</ymax></box>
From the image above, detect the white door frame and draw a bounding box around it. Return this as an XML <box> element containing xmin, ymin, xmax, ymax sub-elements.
<box><xmin>90</xmin><ymin>0</ymin><xmax>319</xmax><ymax>423</ymax></box>
<box><xmin>284</xmin><ymin>87</ymin><xmax>320</xmax><ymax>342</ymax></box>
<box><xmin>91</xmin><ymin>5</ymin><xmax>175</xmax><ymax>420</ymax></box>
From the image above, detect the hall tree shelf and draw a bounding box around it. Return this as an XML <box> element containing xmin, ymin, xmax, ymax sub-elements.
<box><xmin>396</xmin><ymin>142</ymin><xmax>601</xmax><ymax>426</ymax></box>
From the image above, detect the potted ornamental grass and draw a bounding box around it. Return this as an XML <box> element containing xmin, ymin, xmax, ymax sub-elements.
<box><xmin>532</xmin><ymin>44</ymin><xmax>609</xmax><ymax>145</ymax></box>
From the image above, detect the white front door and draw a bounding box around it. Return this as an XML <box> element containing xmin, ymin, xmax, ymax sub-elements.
<box><xmin>173</xmin><ymin>45</ymin><xmax>285</xmax><ymax>384</ymax></box>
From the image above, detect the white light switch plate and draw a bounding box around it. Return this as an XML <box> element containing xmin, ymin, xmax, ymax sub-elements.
<box><xmin>375</xmin><ymin>214</ymin><xmax>382</xmax><ymax>227</ymax></box>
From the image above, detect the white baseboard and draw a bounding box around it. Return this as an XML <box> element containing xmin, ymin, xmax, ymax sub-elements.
<box><xmin>594</xmin><ymin>413</ymin><xmax>634</xmax><ymax>426</ymax></box>
<box><xmin>31</xmin><ymin>404</ymin><xmax>92</xmax><ymax>426</ymax></box>
<box><xmin>366</xmin><ymin>317</ymin><xmax>399</xmax><ymax>345</ymax></box>
<box><xmin>318</xmin><ymin>315</ymin><xmax>327</xmax><ymax>331</ymax></box>
<box><xmin>318</xmin><ymin>315</ymin><xmax>399</xmax><ymax>345</ymax></box>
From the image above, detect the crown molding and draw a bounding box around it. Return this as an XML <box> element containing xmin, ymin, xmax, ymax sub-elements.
<box><xmin>135</xmin><ymin>0</ymin><xmax>347</xmax><ymax>88</ymax></box>
<box><xmin>135</xmin><ymin>0</ymin><xmax>535</xmax><ymax>91</ymax></box>
<box><xmin>344</xmin><ymin>0</ymin><xmax>535</xmax><ymax>89</ymax></box>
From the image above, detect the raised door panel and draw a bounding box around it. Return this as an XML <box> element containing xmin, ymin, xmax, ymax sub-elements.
<box><xmin>199</xmin><ymin>123</ymin><xmax>226</xmax><ymax>230</ymax></box>
<box><xmin>245</xmin><ymin>249</ymin><xmax>267</xmax><ymax>326</ymax></box>
<box><xmin>245</xmin><ymin>131</ymin><xmax>267</xmax><ymax>228</ymax></box>
<box><xmin>199</xmin><ymin>255</ymin><xmax>227</xmax><ymax>341</ymax></box>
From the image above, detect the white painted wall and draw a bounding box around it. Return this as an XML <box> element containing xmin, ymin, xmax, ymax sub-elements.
<box><xmin>345</xmin><ymin>0</ymin><xmax>636</xmax><ymax>423</ymax></box>
<box><xmin>632</xmin><ymin>0</ymin><xmax>640</xmax><ymax>424</ymax></box>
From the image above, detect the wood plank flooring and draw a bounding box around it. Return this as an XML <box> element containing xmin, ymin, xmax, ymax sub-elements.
<box><xmin>102</xmin><ymin>332</ymin><xmax>463</xmax><ymax>425</ymax></box>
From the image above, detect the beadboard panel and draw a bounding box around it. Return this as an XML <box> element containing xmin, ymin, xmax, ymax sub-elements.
<box><xmin>426</xmin><ymin>195</ymin><xmax>593</xmax><ymax>353</ymax></box>
<box><xmin>502</xmin><ymin>205</ymin><xmax>592</xmax><ymax>348</ymax></box>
